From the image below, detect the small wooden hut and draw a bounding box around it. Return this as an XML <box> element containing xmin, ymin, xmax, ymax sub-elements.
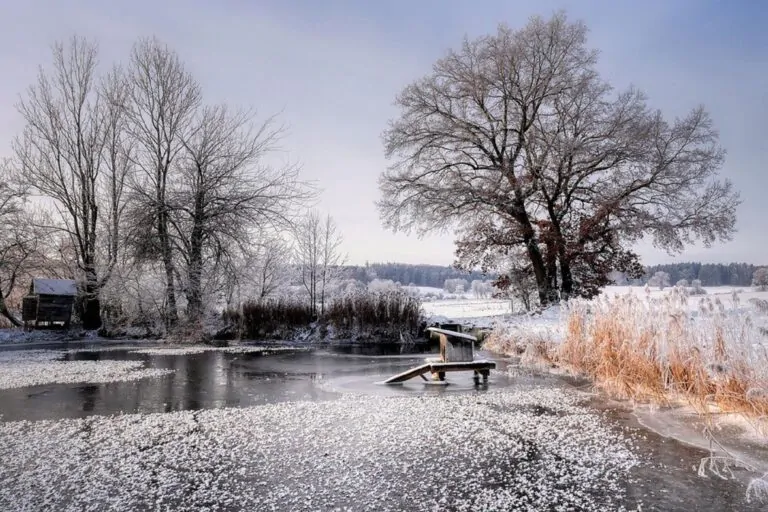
<box><xmin>22</xmin><ymin>279</ymin><xmax>77</xmax><ymax>329</ymax></box>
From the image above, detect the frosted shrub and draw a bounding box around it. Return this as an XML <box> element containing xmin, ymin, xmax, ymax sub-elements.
<box><xmin>690</xmin><ymin>279</ymin><xmax>707</xmax><ymax>295</ymax></box>
<box><xmin>367</xmin><ymin>279</ymin><xmax>400</xmax><ymax>293</ymax></box>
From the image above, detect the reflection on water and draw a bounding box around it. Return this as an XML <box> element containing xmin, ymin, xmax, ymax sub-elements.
<box><xmin>0</xmin><ymin>348</ymin><xmax>515</xmax><ymax>422</ymax></box>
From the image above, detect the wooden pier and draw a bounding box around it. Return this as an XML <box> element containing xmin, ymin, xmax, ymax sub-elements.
<box><xmin>383</xmin><ymin>327</ymin><xmax>496</xmax><ymax>384</ymax></box>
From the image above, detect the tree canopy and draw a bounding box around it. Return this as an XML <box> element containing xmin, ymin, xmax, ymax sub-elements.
<box><xmin>379</xmin><ymin>12</ymin><xmax>739</xmax><ymax>305</ymax></box>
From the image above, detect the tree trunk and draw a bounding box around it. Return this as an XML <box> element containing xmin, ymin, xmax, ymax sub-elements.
<box><xmin>558</xmin><ymin>248</ymin><xmax>574</xmax><ymax>301</ymax></box>
<box><xmin>0</xmin><ymin>295</ymin><xmax>21</xmax><ymax>327</ymax></box>
<box><xmin>186</xmin><ymin>196</ymin><xmax>205</xmax><ymax>321</ymax></box>
<box><xmin>543</xmin><ymin>236</ymin><xmax>559</xmax><ymax>301</ymax></box>
<box><xmin>158</xmin><ymin>205</ymin><xmax>178</xmax><ymax>329</ymax></box>
<box><xmin>80</xmin><ymin>256</ymin><xmax>102</xmax><ymax>330</ymax></box>
<box><xmin>320</xmin><ymin>270</ymin><xmax>326</xmax><ymax>317</ymax></box>
<box><xmin>515</xmin><ymin>209</ymin><xmax>552</xmax><ymax>306</ymax></box>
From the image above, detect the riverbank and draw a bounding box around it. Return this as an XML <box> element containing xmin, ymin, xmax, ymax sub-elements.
<box><xmin>481</xmin><ymin>291</ymin><xmax>768</xmax><ymax>502</ymax></box>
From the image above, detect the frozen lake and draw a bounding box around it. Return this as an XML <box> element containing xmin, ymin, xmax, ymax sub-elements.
<box><xmin>0</xmin><ymin>346</ymin><xmax>523</xmax><ymax>421</ymax></box>
<box><xmin>0</xmin><ymin>344</ymin><xmax>762</xmax><ymax>511</ymax></box>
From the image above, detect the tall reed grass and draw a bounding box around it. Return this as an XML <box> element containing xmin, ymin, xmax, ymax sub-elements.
<box><xmin>223</xmin><ymin>290</ymin><xmax>423</xmax><ymax>340</ymax></box>
<box><xmin>490</xmin><ymin>287</ymin><xmax>768</xmax><ymax>421</ymax></box>
<box><xmin>223</xmin><ymin>298</ymin><xmax>314</xmax><ymax>339</ymax></box>
<box><xmin>325</xmin><ymin>290</ymin><xmax>422</xmax><ymax>335</ymax></box>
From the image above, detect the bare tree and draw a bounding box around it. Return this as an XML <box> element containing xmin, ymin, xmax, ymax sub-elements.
<box><xmin>126</xmin><ymin>37</ymin><xmax>202</xmax><ymax>329</ymax></box>
<box><xmin>13</xmin><ymin>37</ymin><xmax>130</xmax><ymax>329</ymax></box>
<box><xmin>379</xmin><ymin>12</ymin><xmax>738</xmax><ymax>307</ymax></box>
<box><xmin>294</xmin><ymin>211</ymin><xmax>345</xmax><ymax>316</ymax></box>
<box><xmin>250</xmin><ymin>235</ymin><xmax>292</xmax><ymax>299</ymax></box>
<box><xmin>648</xmin><ymin>271</ymin><xmax>671</xmax><ymax>290</ymax></box>
<box><xmin>173</xmin><ymin>106</ymin><xmax>311</xmax><ymax>321</ymax></box>
<box><xmin>318</xmin><ymin>214</ymin><xmax>345</xmax><ymax>315</ymax></box>
<box><xmin>295</xmin><ymin>211</ymin><xmax>321</xmax><ymax>315</ymax></box>
<box><xmin>0</xmin><ymin>164</ymin><xmax>35</xmax><ymax>325</ymax></box>
<box><xmin>471</xmin><ymin>280</ymin><xmax>492</xmax><ymax>299</ymax></box>
<box><xmin>753</xmin><ymin>268</ymin><xmax>768</xmax><ymax>292</ymax></box>
<box><xmin>99</xmin><ymin>66</ymin><xmax>133</xmax><ymax>287</ymax></box>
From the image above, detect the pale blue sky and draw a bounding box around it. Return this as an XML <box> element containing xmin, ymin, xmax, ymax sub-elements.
<box><xmin>0</xmin><ymin>1</ymin><xmax>766</xmax><ymax>265</ymax></box>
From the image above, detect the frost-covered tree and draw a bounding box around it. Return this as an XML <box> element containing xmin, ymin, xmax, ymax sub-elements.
<box><xmin>250</xmin><ymin>236</ymin><xmax>293</xmax><ymax>300</ymax></box>
<box><xmin>676</xmin><ymin>279</ymin><xmax>690</xmax><ymax>288</ymax></box>
<box><xmin>294</xmin><ymin>211</ymin><xmax>345</xmax><ymax>316</ymax></box>
<box><xmin>367</xmin><ymin>279</ymin><xmax>399</xmax><ymax>292</ymax></box>
<box><xmin>443</xmin><ymin>278</ymin><xmax>469</xmax><ymax>294</ymax></box>
<box><xmin>648</xmin><ymin>271</ymin><xmax>671</xmax><ymax>290</ymax></box>
<box><xmin>0</xmin><ymin>164</ymin><xmax>37</xmax><ymax>326</ymax></box>
<box><xmin>379</xmin><ymin>12</ymin><xmax>738</xmax><ymax>307</ymax></box>
<box><xmin>608</xmin><ymin>271</ymin><xmax>628</xmax><ymax>286</ymax></box>
<box><xmin>125</xmin><ymin>37</ymin><xmax>202</xmax><ymax>328</ymax></box>
<box><xmin>471</xmin><ymin>280</ymin><xmax>493</xmax><ymax>299</ymax></box>
<box><xmin>690</xmin><ymin>279</ymin><xmax>706</xmax><ymax>295</ymax></box>
<box><xmin>495</xmin><ymin>268</ymin><xmax>538</xmax><ymax>312</ymax></box>
<box><xmin>171</xmin><ymin>106</ymin><xmax>310</xmax><ymax>321</ymax></box>
<box><xmin>13</xmin><ymin>37</ymin><xmax>131</xmax><ymax>329</ymax></box>
<box><xmin>753</xmin><ymin>268</ymin><xmax>768</xmax><ymax>291</ymax></box>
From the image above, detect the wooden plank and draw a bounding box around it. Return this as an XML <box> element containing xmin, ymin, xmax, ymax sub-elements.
<box><xmin>383</xmin><ymin>363</ymin><xmax>432</xmax><ymax>384</ymax></box>
<box><xmin>428</xmin><ymin>361</ymin><xmax>495</xmax><ymax>372</ymax></box>
<box><xmin>444</xmin><ymin>337</ymin><xmax>474</xmax><ymax>362</ymax></box>
<box><xmin>426</xmin><ymin>327</ymin><xmax>477</xmax><ymax>341</ymax></box>
<box><xmin>383</xmin><ymin>360</ymin><xmax>495</xmax><ymax>384</ymax></box>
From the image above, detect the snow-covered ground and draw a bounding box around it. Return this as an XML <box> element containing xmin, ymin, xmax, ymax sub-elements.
<box><xmin>130</xmin><ymin>346</ymin><xmax>309</xmax><ymax>356</ymax></box>
<box><xmin>0</xmin><ymin>350</ymin><xmax>173</xmax><ymax>390</ymax></box>
<box><xmin>0</xmin><ymin>387</ymin><xmax>640</xmax><ymax>511</ymax></box>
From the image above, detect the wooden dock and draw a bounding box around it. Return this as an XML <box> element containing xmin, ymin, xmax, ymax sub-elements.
<box><xmin>383</xmin><ymin>326</ymin><xmax>496</xmax><ymax>384</ymax></box>
<box><xmin>383</xmin><ymin>360</ymin><xmax>496</xmax><ymax>384</ymax></box>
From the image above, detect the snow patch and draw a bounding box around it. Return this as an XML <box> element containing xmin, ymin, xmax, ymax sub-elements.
<box><xmin>130</xmin><ymin>346</ymin><xmax>310</xmax><ymax>356</ymax></box>
<box><xmin>0</xmin><ymin>350</ymin><xmax>173</xmax><ymax>389</ymax></box>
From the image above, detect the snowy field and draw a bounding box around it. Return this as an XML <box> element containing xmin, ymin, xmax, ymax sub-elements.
<box><xmin>0</xmin><ymin>387</ymin><xmax>640</xmax><ymax>511</ymax></box>
<box><xmin>421</xmin><ymin>285</ymin><xmax>768</xmax><ymax>332</ymax></box>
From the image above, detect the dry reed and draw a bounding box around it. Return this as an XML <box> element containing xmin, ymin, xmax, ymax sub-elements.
<box><xmin>491</xmin><ymin>286</ymin><xmax>768</xmax><ymax>421</ymax></box>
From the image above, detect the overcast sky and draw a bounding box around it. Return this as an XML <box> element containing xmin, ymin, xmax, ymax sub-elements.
<box><xmin>0</xmin><ymin>1</ymin><xmax>766</xmax><ymax>266</ymax></box>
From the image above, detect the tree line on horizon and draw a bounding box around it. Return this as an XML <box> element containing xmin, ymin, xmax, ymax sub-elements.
<box><xmin>340</xmin><ymin>261</ymin><xmax>764</xmax><ymax>290</ymax></box>
<box><xmin>629</xmin><ymin>262</ymin><xmax>764</xmax><ymax>288</ymax></box>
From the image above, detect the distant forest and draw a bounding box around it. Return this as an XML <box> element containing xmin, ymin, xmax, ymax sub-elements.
<box><xmin>345</xmin><ymin>262</ymin><xmax>766</xmax><ymax>289</ymax></box>
<box><xmin>632</xmin><ymin>262</ymin><xmax>763</xmax><ymax>287</ymax></box>
<box><xmin>345</xmin><ymin>263</ymin><xmax>489</xmax><ymax>288</ymax></box>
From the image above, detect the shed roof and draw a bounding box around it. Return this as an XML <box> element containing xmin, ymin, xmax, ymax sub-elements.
<box><xmin>32</xmin><ymin>279</ymin><xmax>77</xmax><ymax>296</ymax></box>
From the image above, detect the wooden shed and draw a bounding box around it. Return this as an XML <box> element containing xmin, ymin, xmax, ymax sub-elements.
<box><xmin>22</xmin><ymin>279</ymin><xmax>77</xmax><ymax>329</ymax></box>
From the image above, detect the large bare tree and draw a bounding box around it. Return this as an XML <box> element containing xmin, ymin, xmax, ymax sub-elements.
<box><xmin>380</xmin><ymin>12</ymin><xmax>739</xmax><ymax>305</ymax></box>
<box><xmin>173</xmin><ymin>106</ymin><xmax>312</xmax><ymax>321</ymax></box>
<box><xmin>0</xmin><ymin>163</ymin><xmax>35</xmax><ymax>326</ymax></box>
<box><xmin>13</xmin><ymin>37</ymin><xmax>130</xmax><ymax>328</ymax></box>
<box><xmin>126</xmin><ymin>37</ymin><xmax>202</xmax><ymax>328</ymax></box>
